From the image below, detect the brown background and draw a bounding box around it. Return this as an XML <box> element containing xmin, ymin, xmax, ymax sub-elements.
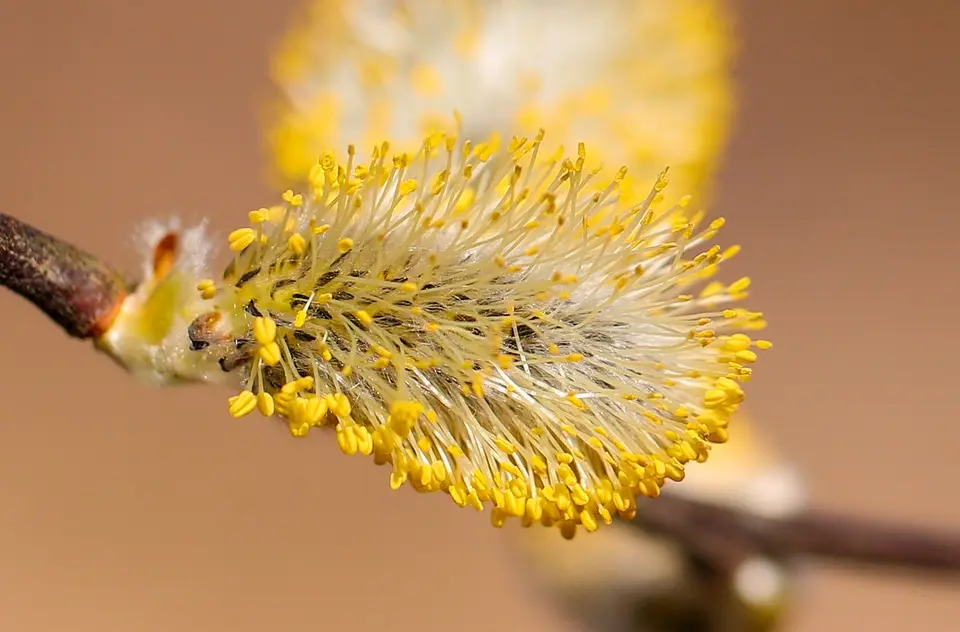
<box><xmin>0</xmin><ymin>1</ymin><xmax>958</xmax><ymax>630</ymax></box>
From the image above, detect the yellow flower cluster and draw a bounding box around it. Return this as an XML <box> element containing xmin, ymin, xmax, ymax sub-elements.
<box><xmin>189</xmin><ymin>130</ymin><xmax>766</xmax><ymax>537</ymax></box>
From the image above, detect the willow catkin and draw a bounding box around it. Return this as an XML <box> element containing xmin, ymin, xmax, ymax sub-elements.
<box><xmin>96</xmin><ymin>129</ymin><xmax>767</xmax><ymax>538</ymax></box>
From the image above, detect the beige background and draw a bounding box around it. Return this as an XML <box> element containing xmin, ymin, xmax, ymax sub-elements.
<box><xmin>0</xmin><ymin>1</ymin><xmax>958</xmax><ymax>630</ymax></box>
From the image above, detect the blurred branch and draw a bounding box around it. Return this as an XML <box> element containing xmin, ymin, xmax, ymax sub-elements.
<box><xmin>0</xmin><ymin>213</ymin><xmax>130</xmax><ymax>338</ymax></box>
<box><xmin>630</xmin><ymin>492</ymin><xmax>960</xmax><ymax>578</ymax></box>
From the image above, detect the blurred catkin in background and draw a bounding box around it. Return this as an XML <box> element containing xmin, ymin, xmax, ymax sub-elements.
<box><xmin>267</xmin><ymin>0</ymin><xmax>735</xmax><ymax>208</ymax></box>
<box><xmin>265</xmin><ymin>1</ymin><xmax>807</xmax><ymax>631</ymax></box>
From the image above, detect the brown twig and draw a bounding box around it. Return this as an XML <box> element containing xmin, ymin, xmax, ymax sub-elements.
<box><xmin>630</xmin><ymin>492</ymin><xmax>960</xmax><ymax>578</ymax></box>
<box><xmin>0</xmin><ymin>213</ymin><xmax>130</xmax><ymax>338</ymax></box>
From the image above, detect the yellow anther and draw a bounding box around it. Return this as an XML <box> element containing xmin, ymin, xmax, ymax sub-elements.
<box><xmin>728</xmin><ymin>277</ymin><xmax>751</xmax><ymax>294</ymax></box>
<box><xmin>388</xmin><ymin>400</ymin><xmax>424</xmax><ymax>436</ymax></box>
<box><xmin>571</xmin><ymin>485</ymin><xmax>591</xmax><ymax>506</ymax></box>
<box><xmin>337</xmin><ymin>424</ymin><xmax>359</xmax><ymax>455</ymax></box>
<box><xmin>431</xmin><ymin>461</ymin><xmax>446</xmax><ymax>484</ymax></box>
<box><xmin>703</xmin><ymin>389</ymin><xmax>727</xmax><ymax>408</ymax></box>
<box><xmin>471</xmin><ymin>371</ymin><xmax>485</xmax><ymax>398</ymax></box>
<box><xmin>494</xmin><ymin>437</ymin><xmax>517</xmax><ymax>454</ymax></box>
<box><xmin>356</xmin><ymin>427</ymin><xmax>373</xmax><ymax>455</ymax></box>
<box><xmin>338</xmin><ymin>237</ymin><xmax>354</xmax><ymax>253</ymax></box>
<box><xmin>228</xmin><ymin>228</ymin><xmax>256</xmax><ymax>252</ymax></box>
<box><xmin>287</xmin><ymin>233</ymin><xmax>308</xmax><ymax>255</ymax></box>
<box><xmin>389</xmin><ymin>470</ymin><xmax>407</xmax><ymax>490</ymax></box>
<box><xmin>196</xmin><ymin>278</ymin><xmax>217</xmax><ymax>300</ymax></box>
<box><xmin>722</xmin><ymin>333</ymin><xmax>752</xmax><ymax>352</ymax></box>
<box><xmin>256</xmin><ymin>392</ymin><xmax>275</xmax><ymax>417</ymax></box>
<box><xmin>259</xmin><ymin>342</ymin><xmax>281</xmax><ymax>366</ymax></box>
<box><xmin>723</xmin><ymin>244</ymin><xmax>741</xmax><ymax>259</ymax></box>
<box><xmin>304</xmin><ymin>396</ymin><xmax>328</xmax><ymax>425</ymax></box>
<box><xmin>248</xmin><ymin>208</ymin><xmax>270</xmax><ymax>224</ymax></box>
<box><xmin>228</xmin><ymin>391</ymin><xmax>257</xmax><ymax>418</ymax></box>
<box><xmin>580</xmin><ymin>509</ymin><xmax>600</xmax><ymax>532</ymax></box>
<box><xmin>273</xmin><ymin>392</ymin><xmax>294</xmax><ymax>416</ymax></box>
<box><xmin>326</xmin><ymin>393</ymin><xmax>352</xmax><ymax>418</ymax></box>
<box><xmin>253</xmin><ymin>316</ymin><xmax>277</xmax><ymax>345</ymax></box>
<box><xmin>282</xmin><ymin>189</ymin><xmax>303</xmax><ymax>206</ymax></box>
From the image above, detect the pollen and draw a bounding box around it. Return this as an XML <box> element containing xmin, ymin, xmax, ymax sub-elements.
<box><xmin>190</xmin><ymin>130</ymin><xmax>768</xmax><ymax>537</ymax></box>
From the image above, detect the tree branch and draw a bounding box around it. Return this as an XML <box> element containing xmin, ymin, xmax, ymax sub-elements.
<box><xmin>630</xmin><ymin>492</ymin><xmax>960</xmax><ymax>578</ymax></box>
<box><xmin>0</xmin><ymin>213</ymin><xmax>130</xmax><ymax>338</ymax></box>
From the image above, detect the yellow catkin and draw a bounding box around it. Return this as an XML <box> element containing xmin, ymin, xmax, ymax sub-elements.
<box><xmin>176</xmin><ymin>129</ymin><xmax>767</xmax><ymax>537</ymax></box>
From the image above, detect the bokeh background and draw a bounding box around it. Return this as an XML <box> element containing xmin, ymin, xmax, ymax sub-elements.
<box><xmin>0</xmin><ymin>1</ymin><xmax>958</xmax><ymax>630</ymax></box>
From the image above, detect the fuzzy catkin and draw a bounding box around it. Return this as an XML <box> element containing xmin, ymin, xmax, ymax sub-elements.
<box><xmin>98</xmin><ymin>130</ymin><xmax>766</xmax><ymax>537</ymax></box>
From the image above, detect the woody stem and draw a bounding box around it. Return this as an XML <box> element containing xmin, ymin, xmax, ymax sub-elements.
<box><xmin>0</xmin><ymin>213</ymin><xmax>130</xmax><ymax>339</ymax></box>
